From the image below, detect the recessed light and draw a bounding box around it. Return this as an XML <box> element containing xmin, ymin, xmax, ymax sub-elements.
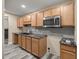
<box><xmin>21</xmin><ymin>5</ymin><xmax>26</xmax><ymax>8</ymax></box>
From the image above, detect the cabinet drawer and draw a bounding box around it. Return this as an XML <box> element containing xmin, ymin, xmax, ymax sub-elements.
<box><xmin>61</xmin><ymin>44</ymin><xmax>76</xmax><ymax>53</ymax></box>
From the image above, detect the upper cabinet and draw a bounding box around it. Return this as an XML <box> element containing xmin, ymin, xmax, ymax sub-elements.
<box><xmin>31</xmin><ymin>13</ymin><xmax>37</xmax><ymax>26</ymax></box>
<box><xmin>23</xmin><ymin>15</ymin><xmax>27</xmax><ymax>24</ymax></box>
<box><xmin>17</xmin><ymin>1</ymin><xmax>74</xmax><ymax>27</ymax></box>
<box><xmin>17</xmin><ymin>18</ymin><xmax>20</xmax><ymax>27</ymax></box>
<box><xmin>37</xmin><ymin>12</ymin><xmax>44</xmax><ymax>26</ymax></box>
<box><xmin>44</xmin><ymin>9</ymin><xmax>52</xmax><ymax>17</ymax></box>
<box><xmin>23</xmin><ymin>15</ymin><xmax>31</xmax><ymax>25</ymax></box>
<box><xmin>61</xmin><ymin>3</ymin><xmax>74</xmax><ymax>26</ymax></box>
<box><xmin>17</xmin><ymin>17</ymin><xmax>23</xmax><ymax>27</ymax></box>
<box><xmin>19</xmin><ymin>17</ymin><xmax>23</xmax><ymax>27</ymax></box>
<box><xmin>52</xmin><ymin>7</ymin><xmax>61</xmax><ymax>16</ymax></box>
<box><xmin>26</xmin><ymin>15</ymin><xmax>31</xmax><ymax>21</ymax></box>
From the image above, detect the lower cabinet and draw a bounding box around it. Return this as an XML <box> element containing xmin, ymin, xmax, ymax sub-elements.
<box><xmin>38</xmin><ymin>37</ymin><xmax>47</xmax><ymax>57</ymax></box>
<box><xmin>25</xmin><ymin>37</ymin><xmax>32</xmax><ymax>52</ymax></box>
<box><xmin>18</xmin><ymin>35</ymin><xmax>47</xmax><ymax>58</ymax></box>
<box><xmin>32</xmin><ymin>37</ymin><xmax>47</xmax><ymax>57</ymax></box>
<box><xmin>21</xmin><ymin>35</ymin><xmax>26</xmax><ymax>49</ymax></box>
<box><xmin>32</xmin><ymin>38</ymin><xmax>39</xmax><ymax>56</ymax></box>
<box><xmin>18</xmin><ymin>35</ymin><xmax>22</xmax><ymax>47</ymax></box>
<box><xmin>12</xmin><ymin>33</ymin><xmax>18</xmax><ymax>44</ymax></box>
<box><xmin>61</xmin><ymin>50</ymin><xmax>76</xmax><ymax>59</ymax></box>
<box><xmin>60</xmin><ymin>44</ymin><xmax>76</xmax><ymax>59</ymax></box>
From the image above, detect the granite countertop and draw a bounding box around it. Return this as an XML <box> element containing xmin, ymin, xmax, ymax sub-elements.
<box><xmin>26</xmin><ymin>34</ymin><xmax>47</xmax><ymax>39</ymax></box>
<box><xmin>60</xmin><ymin>43</ymin><xmax>77</xmax><ymax>47</ymax></box>
<box><xmin>13</xmin><ymin>32</ymin><xmax>74</xmax><ymax>38</ymax></box>
<box><xmin>13</xmin><ymin>32</ymin><xmax>47</xmax><ymax>39</ymax></box>
<box><xmin>13</xmin><ymin>32</ymin><xmax>74</xmax><ymax>39</ymax></box>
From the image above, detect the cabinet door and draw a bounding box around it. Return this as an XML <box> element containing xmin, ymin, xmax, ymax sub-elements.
<box><xmin>12</xmin><ymin>34</ymin><xmax>18</xmax><ymax>44</ymax></box>
<box><xmin>37</xmin><ymin>12</ymin><xmax>44</xmax><ymax>26</ymax></box>
<box><xmin>44</xmin><ymin>9</ymin><xmax>52</xmax><ymax>17</ymax></box>
<box><xmin>23</xmin><ymin>16</ymin><xmax>27</xmax><ymax>24</ymax></box>
<box><xmin>31</xmin><ymin>13</ymin><xmax>37</xmax><ymax>26</ymax></box>
<box><xmin>19</xmin><ymin>17</ymin><xmax>23</xmax><ymax>27</ymax></box>
<box><xmin>23</xmin><ymin>15</ymin><xmax>31</xmax><ymax>25</ymax></box>
<box><xmin>52</xmin><ymin>7</ymin><xmax>61</xmax><ymax>16</ymax></box>
<box><xmin>39</xmin><ymin>37</ymin><xmax>47</xmax><ymax>57</ymax></box>
<box><xmin>61</xmin><ymin>3</ymin><xmax>74</xmax><ymax>26</ymax></box>
<box><xmin>17</xmin><ymin>18</ymin><xmax>20</xmax><ymax>27</ymax></box>
<box><xmin>26</xmin><ymin>37</ymin><xmax>31</xmax><ymax>52</ymax></box>
<box><xmin>18</xmin><ymin>35</ymin><xmax>22</xmax><ymax>46</ymax></box>
<box><xmin>32</xmin><ymin>38</ymin><xmax>39</xmax><ymax>56</ymax></box>
<box><xmin>26</xmin><ymin>15</ymin><xmax>31</xmax><ymax>21</ymax></box>
<box><xmin>61</xmin><ymin>50</ymin><xmax>76</xmax><ymax>59</ymax></box>
<box><xmin>21</xmin><ymin>36</ymin><xmax>26</xmax><ymax>49</ymax></box>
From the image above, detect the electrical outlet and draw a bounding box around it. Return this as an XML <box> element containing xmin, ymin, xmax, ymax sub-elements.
<box><xmin>48</xmin><ymin>47</ymin><xmax>50</xmax><ymax>50</ymax></box>
<box><xmin>48</xmin><ymin>47</ymin><xmax>50</xmax><ymax>52</ymax></box>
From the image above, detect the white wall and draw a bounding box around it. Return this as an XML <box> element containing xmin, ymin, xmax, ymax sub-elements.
<box><xmin>47</xmin><ymin>35</ymin><xmax>62</xmax><ymax>56</ymax></box>
<box><xmin>47</xmin><ymin>35</ymin><xmax>74</xmax><ymax>56</ymax></box>
<box><xmin>3</xmin><ymin>12</ymin><xmax>21</xmax><ymax>44</ymax></box>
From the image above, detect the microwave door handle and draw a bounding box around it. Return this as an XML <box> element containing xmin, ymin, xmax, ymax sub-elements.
<box><xmin>58</xmin><ymin>18</ymin><xmax>60</xmax><ymax>25</ymax></box>
<box><xmin>54</xmin><ymin>18</ymin><xmax>55</xmax><ymax>24</ymax></box>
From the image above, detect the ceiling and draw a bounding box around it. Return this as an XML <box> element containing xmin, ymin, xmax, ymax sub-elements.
<box><xmin>5</xmin><ymin>0</ymin><xmax>72</xmax><ymax>16</ymax></box>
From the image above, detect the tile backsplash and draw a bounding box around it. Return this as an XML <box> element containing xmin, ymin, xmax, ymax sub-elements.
<box><xmin>22</xmin><ymin>26</ymin><xmax>74</xmax><ymax>36</ymax></box>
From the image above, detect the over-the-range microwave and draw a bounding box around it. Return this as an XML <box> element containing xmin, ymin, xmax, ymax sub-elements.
<box><xmin>43</xmin><ymin>16</ymin><xmax>61</xmax><ymax>27</ymax></box>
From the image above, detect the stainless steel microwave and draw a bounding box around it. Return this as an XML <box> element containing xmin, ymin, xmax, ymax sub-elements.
<box><xmin>43</xmin><ymin>16</ymin><xmax>61</xmax><ymax>27</ymax></box>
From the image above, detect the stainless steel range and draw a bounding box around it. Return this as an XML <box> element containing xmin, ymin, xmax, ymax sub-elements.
<box><xmin>60</xmin><ymin>38</ymin><xmax>76</xmax><ymax>46</ymax></box>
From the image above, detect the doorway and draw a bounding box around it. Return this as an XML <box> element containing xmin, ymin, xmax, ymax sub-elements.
<box><xmin>3</xmin><ymin>16</ymin><xmax>9</xmax><ymax>44</ymax></box>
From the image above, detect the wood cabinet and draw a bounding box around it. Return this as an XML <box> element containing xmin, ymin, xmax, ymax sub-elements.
<box><xmin>23</xmin><ymin>15</ymin><xmax>31</xmax><ymax>25</ymax></box>
<box><xmin>21</xmin><ymin>35</ymin><xmax>26</xmax><ymax>49</ymax></box>
<box><xmin>60</xmin><ymin>44</ymin><xmax>76</xmax><ymax>59</ymax></box>
<box><xmin>61</xmin><ymin>50</ymin><xmax>75</xmax><ymax>59</ymax></box>
<box><xmin>32</xmin><ymin>38</ymin><xmax>39</xmax><ymax>56</ymax></box>
<box><xmin>26</xmin><ymin>15</ymin><xmax>31</xmax><ymax>21</ymax></box>
<box><xmin>23</xmin><ymin>15</ymin><xmax>27</xmax><ymax>24</ymax></box>
<box><xmin>32</xmin><ymin>37</ymin><xmax>47</xmax><ymax>57</ymax></box>
<box><xmin>31</xmin><ymin>13</ymin><xmax>37</xmax><ymax>26</ymax></box>
<box><xmin>12</xmin><ymin>33</ymin><xmax>18</xmax><ymax>44</ymax></box>
<box><xmin>17</xmin><ymin>17</ymin><xmax>23</xmax><ymax>27</ymax></box>
<box><xmin>25</xmin><ymin>37</ymin><xmax>32</xmax><ymax>52</ymax></box>
<box><xmin>37</xmin><ymin>12</ymin><xmax>44</xmax><ymax>26</ymax></box>
<box><xmin>61</xmin><ymin>3</ymin><xmax>74</xmax><ymax>26</ymax></box>
<box><xmin>44</xmin><ymin>9</ymin><xmax>52</xmax><ymax>17</ymax></box>
<box><xmin>19</xmin><ymin>17</ymin><xmax>23</xmax><ymax>27</ymax></box>
<box><xmin>39</xmin><ymin>37</ymin><xmax>47</xmax><ymax>57</ymax></box>
<box><xmin>17</xmin><ymin>18</ymin><xmax>20</xmax><ymax>27</ymax></box>
<box><xmin>52</xmin><ymin>7</ymin><xmax>61</xmax><ymax>16</ymax></box>
<box><xmin>18</xmin><ymin>34</ymin><xmax>47</xmax><ymax>58</ymax></box>
<box><xmin>18</xmin><ymin>35</ymin><xmax>22</xmax><ymax>46</ymax></box>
